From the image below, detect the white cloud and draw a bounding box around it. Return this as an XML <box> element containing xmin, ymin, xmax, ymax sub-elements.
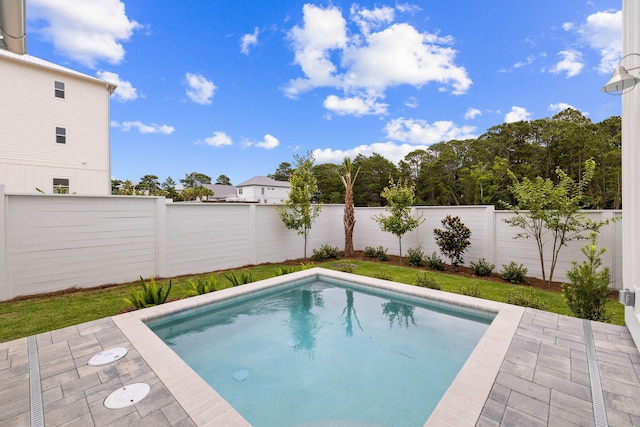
<box><xmin>284</xmin><ymin>4</ymin><xmax>471</xmax><ymax>116</ymax></box>
<box><xmin>550</xmin><ymin>50</ymin><xmax>584</xmax><ymax>77</ymax></box>
<box><xmin>514</xmin><ymin>55</ymin><xmax>535</xmax><ymax>69</ymax></box>
<box><xmin>96</xmin><ymin>71</ymin><xmax>137</xmax><ymax>102</ymax></box>
<box><xmin>350</xmin><ymin>5</ymin><xmax>395</xmax><ymax>36</ymax></box>
<box><xmin>240</xmin><ymin>27</ymin><xmax>259</xmax><ymax>54</ymax></box>
<box><xmin>571</xmin><ymin>9</ymin><xmax>622</xmax><ymax>74</ymax></box>
<box><xmin>323</xmin><ymin>94</ymin><xmax>388</xmax><ymax>116</ymax></box>
<box><xmin>404</xmin><ymin>96</ymin><xmax>418</xmax><ymax>108</ymax></box>
<box><xmin>548</xmin><ymin>102</ymin><xmax>576</xmax><ymax>113</ymax></box>
<box><xmin>313</xmin><ymin>141</ymin><xmax>427</xmax><ymax>165</ymax></box>
<box><xmin>285</xmin><ymin>4</ymin><xmax>348</xmax><ymax>96</ymax></box>
<box><xmin>504</xmin><ymin>106</ymin><xmax>532</xmax><ymax>123</ymax></box>
<box><xmin>464</xmin><ymin>108</ymin><xmax>482</xmax><ymax>120</ymax></box>
<box><xmin>29</xmin><ymin>0</ymin><xmax>141</xmax><ymax>67</ymax></box>
<box><xmin>185</xmin><ymin>73</ymin><xmax>216</xmax><ymax>105</ymax></box>
<box><xmin>246</xmin><ymin>134</ymin><xmax>280</xmax><ymax>150</ymax></box>
<box><xmin>111</xmin><ymin>121</ymin><xmax>174</xmax><ymax>134</ymax></box>
<box><xmin>200</xmin><ymin>131</ymin><xmax>233</xmax><ymax>147</ymax></box>
<box><xmin>384</xmin><ymin>117</ymin><xmax>477</xmax><ymax>145</ymax></box>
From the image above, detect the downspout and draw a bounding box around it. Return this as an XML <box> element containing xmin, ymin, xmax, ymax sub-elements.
<box><xmin>0</xmin><ymin>0</ymin><xmax>26</xmax><ymax>54</ymax></box>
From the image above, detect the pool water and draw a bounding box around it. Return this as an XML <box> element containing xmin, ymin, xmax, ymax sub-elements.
<box><xmin>148</xmin><ymin>279</ymin><xmax>493</xmax><ymax>426</ymax></box>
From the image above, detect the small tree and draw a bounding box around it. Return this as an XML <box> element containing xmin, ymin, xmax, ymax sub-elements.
<box><xmin>373</xmin><ymin>177</ymin><xmax>424</xmax><ymax>257</ymax></box>
<box><xmin>562</xmin><ymin>233</ymin><xmax>611</xmax><ymax>322</ymax></box>
<box><xmin>502</xmin><ymin>159</ymin><xmax>613</xmax><ymax>286</ymax></box>
<box><xmin>339</xmin><ymin>157</ymin><xmax>360</xmax><ymax>257</ymax></box>
<box><xmin>278</xmin><ymin>152</ymin><xmax>322</xmax><ymax>259</ymax></box>
<box><xmin>215</xmin><ymin>174</ymin><xmax>232</xmax><ymax>185</ymax></box>
<box><xmin>433</xmin><ymin>215</ymin><xmax>472</xmax><ymax>267</ymax></box>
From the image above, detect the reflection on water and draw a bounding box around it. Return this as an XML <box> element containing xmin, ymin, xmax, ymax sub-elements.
<box><xmin>285</xmin><ymin>289</ymin><xmax>323</xmax><ymax>352</ymax></box>
<box><xmin>381</xmin><ymin>301</ymin><xmax>416</xmax><ymax>329</ymax></box>
<box><xmin>147</xmin><ymin>280</ymin><xmax>493</xmax><ymax>427</ymax></box>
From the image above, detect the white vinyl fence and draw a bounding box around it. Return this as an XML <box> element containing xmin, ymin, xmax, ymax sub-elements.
<box><xmin>0</xmin><ymin>186</ymin><xmax>622</xmax><ymax>301</ymax></box>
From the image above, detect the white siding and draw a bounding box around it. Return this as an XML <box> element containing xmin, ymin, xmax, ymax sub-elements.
<box><xmin>622</xmin><ymin>0</ymin><xmax>640</xmax><ymax>347</ymax></box>
<box><xmin>0</xmin><ymin>54</ymin><xmax>111</xmax><ymax>195</ymax></box>
<box><xmin>237</xmin><ymin>185</ymin><xmax>289</xmax><ymax>204</ymax></box>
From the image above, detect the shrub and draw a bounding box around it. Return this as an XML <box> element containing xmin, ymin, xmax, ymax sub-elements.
<box><xmin>275</xmin><ymin>266</ymin><xmax>298</xmax><ymax>276</ymax></box>
<box><xmin>425</xmin><ymin>252</ymin><xmax>445</xmax><ymax>271</ymax></box>
<box><xmin>364</xmin><ymin>246</ymin><xmax>378</xmax><ymax>257</ymax></box>
<box><xmin>364</xmin><ymin>246</ymin><xmax>389</xmax><ymax>261</ymax></box>
<box><xmin>185</xmin><ymin>275</ymin><xmax>217</xmax><ymax>296</ymax></box>
<box><xmin>562</xmin><ymin>233</ymin><xmax>612</xmax><ymax>322</ymax></box>
<box><xmin>433</xmin><ymin>215</ymin><xmax>472</xmax><ymax>267</ymax></box>
<box><xmin>299</xmin><ymin>261</ymin><xmax>315</xmax><ymax>270</ymax></box>
<box><xmin>333</xmin><ymin>262</ymin><xmax>356</xmax><ymax>273</ymax></box>
<box><xmin>501</xmin><ymin>262</ymin><xmax>528</xmax><ymax>284</ymax></box>
<box><xmin>471</xmin><ymin>258</ymin><xmax>495</xmax><ymax>277</ymax></box>
<box><xmin>415</xmin><ymin>273</ymin><xmax>441</xmax><ymax>290</ymax></box>
<box><xmin>311</xmin><ymin>244</ymin><xmax>340</xmax><ymax>261</ymax></box>
<box><xmin>375</xmin><ymin>246</ymin><xmax>389</xmax><ymax>261</ymax></box>
<box><xmin>406</xmin><ymin>246</ymin><xmax>425</xmax><ymax>267</ymax></box>
<box><xmin>374</xmin><ymin>271</ymin><xmax>394</xmax><ymax>281</ymax></box>
<box><xmin>504</xmin><ymin>288</ymin><xmax>548</xmax><ymax>310</ymax></box>
<box><xmin>125</xmin><ymin>277</ymin><xmax>172</xmax><ymax>309</ymax></box>
<box><xmin>224</xmin><ymin>271</ymin><xmax>255</xmax><ymax>286</ymax></box>
<box><xmin>457</xmin><ymin>284</ymin><xmax>482</xmax><ymax>298</ymax></box>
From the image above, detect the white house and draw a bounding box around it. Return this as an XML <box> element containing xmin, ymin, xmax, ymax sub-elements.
<box><xmin>0</xmin><ymin>48</ymin><xmax>116</xmax><ymax>195</ymax></box>
<box><xmin>234</xmin><ymin>176</ymin><xmax>290</xmax><ymax>204</ymax></box>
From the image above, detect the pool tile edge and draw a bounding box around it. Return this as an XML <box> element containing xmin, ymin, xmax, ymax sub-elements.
<box><xmin>424</xmin><ymin>304</ymin><xmax>525</xmax><ymax>426</ymax></box>
<box><xmin>112</xmin><ymin>314</ymin><xmax>251</xmax><ymax>427</ymax></box>
<box><xmin>112</xmin><ymin>268</ymin><xmax>522</xmax><ymax>427</ymax></box>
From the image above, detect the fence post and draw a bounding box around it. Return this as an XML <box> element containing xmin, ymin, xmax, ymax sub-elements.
<box><xmin>0</xmin><ymin>185</ymin><xmax>7</xmax><ymax>300</ymax></box>
<box><xmin>248</xmin><ymin>204</ymin><xmax>257</xmax><ymax>265</ymax></box>
<box><xmin>485</xmin><ymin>205</ymin><xmax>496</xmax><ymax>265</ymax></box>
<box><xmin>156</xmin><ymin>198</ymin><xmax>168</xmax><ymax>278</ymax></box>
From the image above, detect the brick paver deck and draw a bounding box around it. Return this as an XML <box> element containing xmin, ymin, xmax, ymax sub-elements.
<box><xmin>2</xmin><ymin>307</ymin><xmax>639</xmax><ymax>426</ymax></box>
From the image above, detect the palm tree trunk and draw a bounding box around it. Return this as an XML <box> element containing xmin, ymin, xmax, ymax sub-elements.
<box><xmin>344</xmin><ymin>187</ymin><xmax>356</xmax><ymax>257</ymax></box>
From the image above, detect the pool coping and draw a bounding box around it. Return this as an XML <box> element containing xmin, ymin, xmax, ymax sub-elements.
<box><xmin>112</xmin><ymin>267</ymin><xmax>525</xmax><ymax>426</ymax></box>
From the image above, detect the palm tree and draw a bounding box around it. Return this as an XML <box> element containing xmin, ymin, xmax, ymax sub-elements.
<box><xmin>339</xmin><ymin>157</ymin><xmax>360</xmax><ymax>257</ymax></box>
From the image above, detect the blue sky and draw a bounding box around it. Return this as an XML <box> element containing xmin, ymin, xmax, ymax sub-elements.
<box><xmin>25</xmin><ymin>0</ymin><xmax>622</xmax><ymax>185</ymax></box>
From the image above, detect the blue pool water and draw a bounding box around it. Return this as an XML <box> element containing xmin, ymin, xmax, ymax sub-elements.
<box><xmin>147</xmin><ymin>278</ymin><xmax>493</xmax><ymax>426</ymax></box>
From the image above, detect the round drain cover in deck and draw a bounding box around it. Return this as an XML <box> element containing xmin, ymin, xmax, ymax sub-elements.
<box><xmin>104</xmin><ymin>383</ymin><xmax>150</xmax><ymax>409</ymax></box>
<box><xmin>88</xmin><ymin>347</ymin><xmax>128</xmax><ymax>366</ymax></box>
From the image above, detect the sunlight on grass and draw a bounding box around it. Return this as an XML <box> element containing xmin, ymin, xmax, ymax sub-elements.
<box><xmin>0</xmin><ymin>260</ymin><xmax>624</xmax><ymax>343</ymax></box>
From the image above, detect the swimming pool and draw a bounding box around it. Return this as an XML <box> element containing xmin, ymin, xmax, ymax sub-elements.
<box><xmin>113</xmin><ymin>268</ymin><xmax>524</xmax><ymax>426</ymax></box>
<box><xmin>146</xmin><ymin>275</ymin><xmax>494</xmax><ymax>426</ymax></box>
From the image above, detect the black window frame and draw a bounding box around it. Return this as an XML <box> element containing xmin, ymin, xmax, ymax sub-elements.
<box><xmin>56</xmin><ymin>127</ymin><xmax>66</xmax><ymax>144</ymax></box>
<box><xmin>54</xmin><ymin>81</ymin><xmax>65</xmax><ymax>99</ymax></box>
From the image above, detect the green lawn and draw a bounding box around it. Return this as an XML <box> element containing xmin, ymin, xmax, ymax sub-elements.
<box><xmin>0</xmin><ymin>260</ymin><xmax>624</xmax><ymax>343</ymax></box>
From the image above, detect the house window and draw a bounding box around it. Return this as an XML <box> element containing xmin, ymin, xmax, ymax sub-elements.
<box><xmin>53</xmin><ymin>178</ymin><xmax>69</xmax><ymax>194</ymax></box>
<box><xmin>264</xmin><ymin>199</ymin><xmax>267</xmax><ymax>204</ymax></box>
<box><xmin>56</xmin><ymin>127</ymin><xmax>66</xmax><ymax>144</ymax></box>
<box><xmin>261</xmin><ymin>187</ymin><xmax>265</xmax><ymax>195</ymax></box>
<box><xmin>55</xmin><ymin>81</ymin><xmax>65</xmax><ymax>98</ymax></box>
<box><xmin>238</xmin><ymin>188</ymin><xmax>243</xmax><ymax>195</ymax></box>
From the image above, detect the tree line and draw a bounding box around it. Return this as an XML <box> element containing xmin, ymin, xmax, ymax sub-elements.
<box><xmin>310</xmin><ymin>109</ymin><xmax>621</xmax><ymax>209</ymax></box>
<box><xmin>113</xmin><ymin>108</ymin><xmax>621</xmax><ymax>209</ymax></box>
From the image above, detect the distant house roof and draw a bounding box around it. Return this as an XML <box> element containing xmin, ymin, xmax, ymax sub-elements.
<box><xmin>236</xmin><ymin>176</ymin><xmax>290</xmax><ymax>188</ymax></box>
<box><xmin>0</xmin><ymin>49</ymin><xmax>117</xmax><ymax>92</ymax></box>
<box><xmin>203</xmin><ymin>184</ymin><xmax>237</xmax><ymax>199</ymax></box>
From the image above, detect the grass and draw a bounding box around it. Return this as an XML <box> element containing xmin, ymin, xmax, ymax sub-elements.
<box><xmin>0</xmin><ymin>261</ymin><xmax>624</xmax><ymax>343</ymax></box>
